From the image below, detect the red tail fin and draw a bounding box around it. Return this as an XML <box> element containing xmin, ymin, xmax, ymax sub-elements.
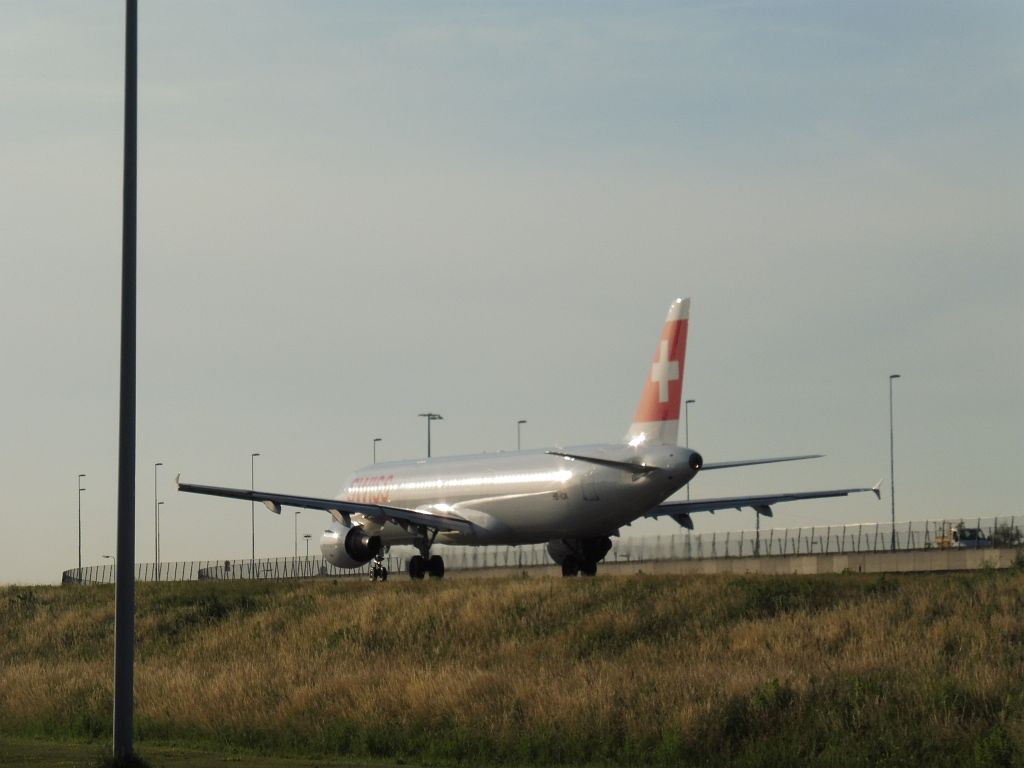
<box><xmin>626</xmin><ymin>298</ymin><xmax>689</xmax><ymax>446</ymax></box>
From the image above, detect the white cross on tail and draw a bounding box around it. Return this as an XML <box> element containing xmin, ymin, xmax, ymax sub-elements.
<box><xmin>650</xmin><ymin>339</ymin><xmax>679</xmax><ymax>403</ymax></box>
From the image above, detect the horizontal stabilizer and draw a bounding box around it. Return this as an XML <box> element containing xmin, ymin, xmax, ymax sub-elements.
<box><xmin>546</xmin><ymin>451</ymin><xmax>659</xmax><ymax>474</ymax></box>
<box><xmin>701</xmin><ymin>454</ymin><xmax>822</xmax><ymax>470</ymax></box>
<box><xmin>647</xmin><ymin>483</ymin><xmax>880</xmax><ymax>518</ymax></box>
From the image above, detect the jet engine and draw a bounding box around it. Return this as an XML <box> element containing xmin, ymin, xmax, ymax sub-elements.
<box><xmin>546</xmin><ymin>536</ymin><xmax>613</xmax><ymax>568</ymax></box>
<box><xmin>320</xmin><ymin>523</ymin><xmax>382</xmax><ymax>569</ymax></box>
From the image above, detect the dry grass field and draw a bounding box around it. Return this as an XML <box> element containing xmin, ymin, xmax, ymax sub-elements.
<box><xmin>2</xmin><ymin>568</ymin><xmax>1024</xmax><ymax>766</ymax></box>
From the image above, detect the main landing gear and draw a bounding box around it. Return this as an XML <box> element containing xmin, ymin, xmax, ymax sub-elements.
<box><xmin>549</xmin><ymin>536</ymin><xmax>612</xmax><ymax>578</ymax></box>
<box><xmin>408</xmin><ymin>554</ymin><xmax>445</xmax><ymax>579</ymax></box>
<box><xmin>560</xmin><ymin>555</ymin><xmax>598</xmax><ymax>578</ymax></box>
<box><xmin>408</xmin><ymin>530</ymin><xmax>444</xmax><ymax>580</ymax></box>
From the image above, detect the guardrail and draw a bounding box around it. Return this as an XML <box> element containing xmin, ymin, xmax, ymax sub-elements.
<box><xmin>62</xmin><ymin>515</ymin><xmax>1022</xmax><ymax>585</ymax></box>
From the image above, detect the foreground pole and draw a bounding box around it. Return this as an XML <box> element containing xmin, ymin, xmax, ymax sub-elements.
<box><xmin>113</xmin><ymin>0</ymin><xmax>138</xmax><ymax>760</ymax></box>
<box><xmin>888</xmin><ymin>373</ymin><xmax>901</xmax><ymax>552</ymax></box>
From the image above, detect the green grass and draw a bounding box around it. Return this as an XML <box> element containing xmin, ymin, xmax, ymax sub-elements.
<box><xmin>2</xmin><ymin>571</ymin><xmax>1024</xmax><ymax>766</ymax></box>
<box><xmin>0</xmin><ymin>736</ymin><xmax>399</xmax><ymax>767</ymax></box>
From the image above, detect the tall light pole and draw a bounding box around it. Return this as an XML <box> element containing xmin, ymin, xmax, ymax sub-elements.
<box><xmin>304</xmin><ymin>533</ymin><xmax>311</xmax><ymax>557</ymax></box>
<box><xmin>156</xmin><ymin>502</ymin><xmax>164</xmax><ymax>574</ymax></box>
<box><xmin>111</xmin><ymin>2</ymin><xmax>141</xmax><ymax>759</ymax></box>
<box><xmin>889</xmin><ymin>374</ymin><xmax>901</xmax><ymax>551</ymax></box>
<box><xmin>78</xmin><ymin>474</ymin><xmax>86</xmax><ymax>570</ymax></box>
<box><xmin>154</xmin><ymin>462</ymin><xmax>162</xmax><ymax>570</ymax></box>
<box><xmin>684</xmin><ymin>399</ymin><xmax>695</xmax><ymax>500</ymax></box>
<box><xmin>250</xmin><ymin>452</ymin><xmax>259</xmax><ymax>562</ymax></box>
<box><xmin>112</xmin><ymin>2</ymin><xmax>139</xmax><ymax>758</ymax></box>
<box><xmin>294</xmin><ymin>509</ymin><xmax>300</xmax><ymax>558</ymax></box>
<box><xmin>418</xmin><ymin>413</ymin><xmax>443</xmax><ymax>458</ymax></box>
<box><xmin>373</xmin><ymin>437</ymin><xmax>382</xmax><ymax>464</ymax></box>
<box><xmin>517</xmin><ymin>419</ymin><xmax>527</xmax><ymax>451</ymax></box>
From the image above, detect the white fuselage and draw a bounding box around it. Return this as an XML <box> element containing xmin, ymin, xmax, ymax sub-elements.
<box><xmin>180</xmin><ymin>296</ymin><xmax>873</xmax><ymax>574</ymax></box>
<box><xmin>329</xmin><ymin>443</ymin><xmax>701</xmax><ymax>549</ymax></box>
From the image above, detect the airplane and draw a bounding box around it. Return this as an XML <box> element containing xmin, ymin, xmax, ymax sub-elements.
<box><xmin>178</xmin><ymin>298</ymin><xmax>880</xmax><ymax>579</ymax></box>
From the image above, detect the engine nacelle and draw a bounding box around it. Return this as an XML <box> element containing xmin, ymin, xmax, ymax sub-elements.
<box><xmin>546</xmin><ymin>536</ymin><xmax>613</xmax><ymax>566</ymax></box>
<box><xmin>320</xmin><ymin>523</ymin><xmax>382</xmax><ymax>569</ymax></box>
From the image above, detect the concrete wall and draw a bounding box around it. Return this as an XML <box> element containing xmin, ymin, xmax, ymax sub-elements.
<box><xmin>598</xmin><ymin>547</ymin><xmax>1020</xmax><ymax>577</ymax></box>
<box><xmin>454</xmin><ymin>547</ymin><xmax>1020</xmax><ymax>579</ymax></box>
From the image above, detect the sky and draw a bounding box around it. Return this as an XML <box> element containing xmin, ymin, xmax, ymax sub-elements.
<box><xmin>1</xmin><ymin>1</ymin><xmax>1021</xmax><ymax>585</ymax></box>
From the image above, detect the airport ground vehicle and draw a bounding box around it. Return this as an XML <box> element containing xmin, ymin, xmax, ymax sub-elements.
<box><xmin>934</xmin><ymin>523</ymin><xmax>992</xmax><ymax>549</ymax></box>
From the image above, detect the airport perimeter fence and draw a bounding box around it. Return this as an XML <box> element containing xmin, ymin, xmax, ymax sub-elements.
<box><xmin>62</xmin><ymin>515</ymin><xmax>1022</xmax><ymax>585</ymax></box>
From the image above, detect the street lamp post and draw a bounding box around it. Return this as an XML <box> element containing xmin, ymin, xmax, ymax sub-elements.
<box><xmin>156</xmin><ymin>502</ymin><xmax>164</xmax><ymax>577</ymax></box>
<box><xmin>154</xmin><ymin>462</ymin><xmax>162</xmax><ymax>571</ymax></box>
<box><xmin>250</xmin><ymin>452</ymin><xmax>259</xmax><ymax>562</ymax></box>
<box><xmin>294</xmin><ymin>510</ymin><xmax>300</xmax><ymax>558</ymax></box>
<box><xmin>112</xmin><ymin>4</ymin><xmax>139</xmax><ymax>758</ymax></box>
<box><xmin>78</xmin><ymin>474</ymin><xmax>86</xmax><ymax>570</ymax></box>
<box><xmin>684</xmin><ymin>399</ymin><xmax>695</xmax><ymax>500</ymax></box>
<box><xmin>517</xmin><ymin>419</ymin><xmax>527</xmax><ymax>451</ymax></box>
<box><xmin>418</xmin><ymin>413</ymin><xmax>443</xmax><ymax>458</ymax></box>
<box><xmin>889</xmin><ymin>374</ymin><xmax>901</xmax><ymax>551</ymax></box>
<box><xmin>304</xmin><ymin>533</ymin><xmax>311</xmax><ymax>557</ymax></box>
<box><xmin>373</xmin><ymin>437</ymin><xmax>382</xmax><ymax>464</ymax></box>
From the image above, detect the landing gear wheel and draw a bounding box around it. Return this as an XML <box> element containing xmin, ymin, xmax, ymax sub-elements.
<box><xmin>562</xmin><ymin>556</ymin><xmax>580</xmax><ymax>577</ymax></box>
<box><xmin>428</xmin><ymin>555</ymin><xmax>445</xmax><ymax>579</ymax></box>
<box><xmin>369</xmin><ymin>556</ymin><xmax>389</xmax><ymax>582</ymax></box>
<box><xmin>408</xmin><ymin>555</ymin><xmax>426</xmax><ymax>580</ymax></box>
<box><xmin>580</xmin><ymin>560</ymin><xmax>598</xmax><ymax>577</ymax></box>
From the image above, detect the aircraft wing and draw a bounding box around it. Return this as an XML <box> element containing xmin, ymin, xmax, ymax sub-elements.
<box><xmin>176</xmin><ymin>476</ymin><xmax>474</xmax><ymax>534</ymax></box>
<box><xmin>645</xmin><ymin>481</ymin><xmax>882</xmax><ymax>530</ymax></box>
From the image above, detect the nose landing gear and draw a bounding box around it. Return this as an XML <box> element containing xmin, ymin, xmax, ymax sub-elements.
<box><xmin>369</xmin><ymin>552</ymin><xmax>388</xmax><ymax>582</ymax></box>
